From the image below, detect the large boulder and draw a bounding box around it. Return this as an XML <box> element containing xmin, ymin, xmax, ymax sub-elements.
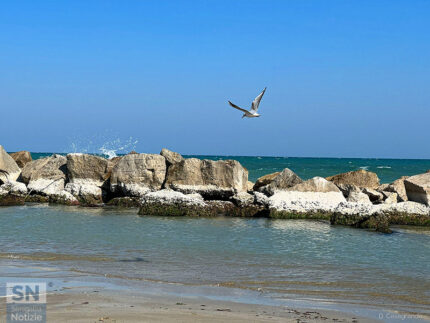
<box><xmin>331</xmin><ymin>201</ymin><xmax>430</xmax><ymax>232</ymax></box>
<box><xmin>0</xmin><ymin>181</ymin><xmax>27</xmax><ymax>195</ymax></box>
<box><xmin>21</xmin><ymin>154</ymin><xmax>67</xmax><ymax>195</ymax></box>
<box><xmin>326</xmin><ymin>169</ymin><xmax>380</xmax><ymax>189</ymax></box>
<box><xmin>67</xmin><ymin>153</ymin><xmax>113</xmax><ymax>186</ymax></box>
<box><xmin>65</xmin><ymin>153</ymin><xmax>113</xmax><ymax>205</ymax></box>
<box><xmin>110</xmin><ymin>153</ymin><xmax>166</xmax><ymax>197</ymax></box>
<box><xmin>378</xmin><ymin>176</ymin><xmax>408</xmax><ymax>202</ymax></box>
<box><xmin>10</xmin><ymin>151</ymin><xmax>32</xmax><ymax>168</ymax></box>
<box><xmin>267</xmin><ymin>190</ymin><xmax>346</xmax><ymax>219</ymax></box>
<box><xmin>160</xmin><ymin>148</ymin><xmax>184</xmax><ymax>166</ymax></box>
<box><xmin>361</xmin><ymin>188</ymin><xmax>384</xmax><ymax>204</ymax></box>
<box><xmin>287</xmin><ymin>177</ymin><xmax>340</xmax><ymax>193</ymax></box>
<box><xmin>0</xmin><ymin>145</ymin><xmax>21</xmax><ymax>183</ymax></box>
<box><xmin>331</xmin><ymin>202</ymin><xmax>391</xmax><ymax>233</ymax></box>
<box><xmin>253</xmin><ymin>172</ymin><xmax>281</xmax><ymax>191</ymax></box>
<box><xmin>164</xmin><ymin>158</ymin><xmax>248</xmax><ymax>199</ymax></box>
<box><xmin>256</xmin><ymin>168</ymin><xmax>303</xmax><ymax>196</ymax></box>
<box><xmin>346</xmin><ymin>191</ymin><xmax>372</xmax><ymax>204</ymax></box>
<box><xmin>404</xmin><ymin>173</ymin><xmax>430</xmax><ymax>205</ymax></box>
<box><xmin>0</xmin><ymin>181</ymin><xmax>27</xmax><ymax>206</ymax></box>
<box><xmin>138</xmin><ymin>190</ymin><xmax>265</xmax><ymax>217</ymax></box>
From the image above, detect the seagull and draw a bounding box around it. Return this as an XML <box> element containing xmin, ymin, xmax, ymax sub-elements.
<box><xmin>228</xmin><ymin>87</ymin><xmax>267</xmax><ymax>118</ymax></box>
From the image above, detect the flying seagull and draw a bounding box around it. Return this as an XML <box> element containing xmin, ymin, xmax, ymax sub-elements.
<box><xmin>228</xmin><ymin>87</ymin><xmax>267</xmax><ymax>118</ymax></box>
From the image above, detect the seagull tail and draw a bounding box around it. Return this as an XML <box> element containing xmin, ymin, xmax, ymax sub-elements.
<box><xmin>242</xmin><ymin>114</ymin><xmax>246</xmax><ymax>119</ymax></box>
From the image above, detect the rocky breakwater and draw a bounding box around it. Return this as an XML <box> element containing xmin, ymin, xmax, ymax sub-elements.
<box><xmin>0</xmin><ymin>144</ymin><xmax>429</xmax><ymax>232</ymax></box>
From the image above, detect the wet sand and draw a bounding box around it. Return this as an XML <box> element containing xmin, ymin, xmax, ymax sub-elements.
<box><xmin>0</xmin><ymin>287</ymin><xmax>380</xmax><ymax>323</ymax></box>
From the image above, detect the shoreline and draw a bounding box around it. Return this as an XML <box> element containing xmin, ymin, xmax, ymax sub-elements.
<box><xmin>0</xmin><ymin>263</ymin><xmax>422</xmax><ymax>323</ymax></box>
<box><xmin>1</xmin><ymin>251</ymin><xmax>429</xmax><ymax>323</ymax></box>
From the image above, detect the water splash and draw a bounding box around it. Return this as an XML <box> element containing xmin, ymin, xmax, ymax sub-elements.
<box><xmin>66</xmin><ymin>134</ymin><xmax>139</xmax><ymax>159</ymax></box>
<box><xmin>99</xmin><ymin>137</ymin><xmax>139</xmax><ymax>159</ymax></box>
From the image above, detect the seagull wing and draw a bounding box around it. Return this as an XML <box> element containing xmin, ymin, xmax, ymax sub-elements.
<box><xmin>228</xmin><ymin>101</ymin><xmax>249</xmax><ymax>114</ymax></box>
<box><xmin>251</xmin><ymin>87</ymin><xmax>266</xmax><ymax>112</ymax></box>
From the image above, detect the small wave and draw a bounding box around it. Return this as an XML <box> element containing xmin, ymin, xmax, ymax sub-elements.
<box><xmin>377</xmin><ymin>166</ymin><xmax>392</xmax><ymax>169</ymax></box>
<box><xmin>359</xmin><ymin>166</ymin><xmax>369</xmax><ymax>170</ymax></box>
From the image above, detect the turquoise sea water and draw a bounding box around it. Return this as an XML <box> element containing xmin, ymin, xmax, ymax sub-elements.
<box><xmin>0</xmin><ymin>205</ymin><xmax>429</xmax><ymax>320</ymax></box>
<box><xmin>30</xmin><ymin>152</ymin><xmax>430</xmax><ymax>183</ymax></box>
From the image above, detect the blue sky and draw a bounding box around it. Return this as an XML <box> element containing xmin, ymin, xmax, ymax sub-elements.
<box><xmin>1</xmin><ymin>0</ymin><xmax>429</xmax><ymax>158</ymax></box>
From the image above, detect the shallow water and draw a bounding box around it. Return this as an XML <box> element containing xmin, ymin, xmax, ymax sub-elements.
<box><xmin>0</xmin><ymin>205</ymin><xmax>429</xmax><ymax>317</ymax></box>
<box><xmin>30</xmin><ymin>152</ymin><xmax>430</xmax><ymax>183</ymax></box>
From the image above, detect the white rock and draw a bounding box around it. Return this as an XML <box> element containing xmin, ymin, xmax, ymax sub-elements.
<box><xmin>230</xmin><ymin>191</ymin><xmax>254</xmax><ymax>207</ymax></box>
<box><xmin>382</xmin><ymin>192</ymin><xmax>398</xmax><ymax>204</ymax></box>
<box><xmin>377</xmin><ymin>201</ymin><xmax>430</xmax><ymax>216</ymax></box>
<box><xmin>141</xmin><ymin>190</ymin><xmax>206</xmax><ymax>207</ymax></box>
<box><xmin>268</xmin><ymin>191</ymin><xmax>346</xmax><ymax>213</ymax></box>
<box><xmin>334</xmin><ymin>201</ymin><xmax>376</xmax><ymax>216</ymax></box>
<box><xmin>56</xmin><ymin>190</ymin><xmax>78</xmax><ymax>203</ymax></box>
<box><xmin>65</xmin><ymin>182</ymin><xmax>102</xmax><ymax>198</ymax></box>
<box><xmin>0</xmin><ymin>181</ymin><xmax>27</xmax><ymax>195</ymax></box>
<box><xmin>346</xmin><ymin>192</ymin><xmax>372</xmax><ymax>204</ymax></box>
<box><xmin>27</xmin><ymin>178</ymin><xmax>65</xmax><ymax>196</ymax></box>
<box><xmin>115</xmin><ymin>183</ymin><xmax>151</xmax><ymax>197</ymax></box>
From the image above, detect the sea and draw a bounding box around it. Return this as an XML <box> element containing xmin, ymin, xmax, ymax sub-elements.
<box><xmin>1</xmin><ymin>153</ymin><xmax>429</xmax><ymax>321</ymax></box>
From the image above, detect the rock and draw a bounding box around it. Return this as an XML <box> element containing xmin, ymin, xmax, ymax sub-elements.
<box><xmin>253</xmin><ymin>172</ymin><xmax>280</xmax><ymax>191</ymax></box>
<box><xmin>378</xmin><ymin>176</ymin><xmax>408</xmax><ymax>202</ymax></box>
<box><xmin>110</xmin><ymin>153</ymin><xmax>166</xmax><ymax>197</ymax></box>
<box><xmin>267</xmin><ymin>191</ymin><xmax>346</xmax><ymax>219</ymax></box>
<box><xmin>257</xmin><ymin>168</ymin><xmax>303</xmax><ymax>196</ymax></box>
<box><xmin>10</xmin><ymin>151</ymin><xmax>32</xmax><ymax>168</ymax></box>
<box><xmin>382</xmin><ymin>191</ymin><xmax>398</xmax><ymax>204</ymax></box>
<box><xmin>106</xmin><ymin>197</ymin><xmax>141</xmax><ymax>207</ymax></box>
<box><xmin>138</xmin><ymin>190</ymin><xmax>206</xmax><ymax>216</ymax></box>
<box><xmin>128</xmin><ymin>150</ymin><xmax>138</xmax><ymax>155</ymax></box>
<box><xmin>288</xmin><ymin>177</ymin><xmax>340</xmax><ymax>193</ymax></box>
<box><xmin>361</xmin><ymin>188</ymin><xmax>384</xmax><ymax>204</ymax></box>
<box><xmin>49</xmin><ymin>190</ymin><xmax>79</xmax><ymax>206</ymax></box>
<box><xmin>331</xmin><ymin>202</ymin><xmax>391</xmax><ymax>233</ymax></box>
<box><xmin>335</xmin><ymin>183</ymin><xmax>361</xmax><ymax>198</ymax></box>
<box><xmin>247</xmin><ymin>181</ymin><xmax>254</xmax><ymax>192</ymax></box>
<box><xmin>404</xmin><ymin>173</ymin><xmax>430</xmax><ymax>206</ymax></box>
<box><xmin>326</xmin><ymin>169</ymin><xmax>380</xmax><ymax>189</ymax></box>
<box><xmin>65</xmin><ymin>153</ymin><xmax>114</xmax><ymax>205</ymax></box>
<box><xmin>230</xmin><ymin>192</ymin><xmax>254</xmax><ymax>207</ymax></box>
<box><xmin>331</xmin><ymin>201</ymin><xmax>430</xmax><ymax>232</ymax></box>
<box><xmin>0</xmin><ymin>193</ymin><xmax>25</xmax><ymax>206</ymax></box>
<box><xmin>28</xmin><ymin>178</ymin><xmax>65</xmax><ymax>196</ymax></box>
<box><xmin>138</xmin><ymin>190</ymin><xmax>266</xmax><ymax>217</ymax></box>
<box><xmin>0</xmin><ymin>180</ymin><xmax>27</xmax><ymax>206</ymax></box>
<box><xmin>160</xmin><ymin>148</ymin><xmax>184</xmax><ymax>166</ymax></box>
<box><xmin>378</xmin><ymin>201</ymin><xmax>430</xmax><ymax>217</ymax></box>
<box><xmin>254</xmin><ymin>191</ymin><xmax>270</xmax><ymax>207</ymax></box>
<box><xmin>0</xmin><ymin>145</ymin><xmax>21</xmax><ymax>183</ymax></box>
<box><xmin>346</xmin><ymin>192</ymin><xmax>372</xmax><ymax>204</ymax></box>
<box><xmin>21</xmin><ymin>154</ymin><xmax>67</xmax><ymax>195</ymax></box>
<box><xmin>67</xmin><ymin>153</ymin><xmax>113</xmax><ymax>186</ymax></box>
<box><xmin>25</xmin><ymin>194</ymin><xmax>49</xmax><ymax>203</ymax></box>
<box><xmin>65</xmin><ymin>182</ymin><xmax>104</xmax><ymax>206</ymax></box>
<box><xmin>21</xmin><ymin>154</ymin><xmax>66</xmax><ymax>183</ymax></box>
<box><xmin>0</xmin><ymin>181</ymin><xmax>27</xmax><ymax>195</ymax></box>
<box><xmin>164</xmin><ymin>158</ymin><xmax>248</xmax><ymax>199</ymax></box>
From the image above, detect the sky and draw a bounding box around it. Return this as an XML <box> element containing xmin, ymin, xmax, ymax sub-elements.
<box><xmin>1</xmin><ymin>0</ymin><xmax>429</xmax><ymax>158</ymax></box>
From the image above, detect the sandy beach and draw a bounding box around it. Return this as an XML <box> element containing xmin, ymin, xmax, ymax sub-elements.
<box><xmin>0</xmin><ymin>287</ymin><xmax>381</xmax><ymax>323</ymax></box>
